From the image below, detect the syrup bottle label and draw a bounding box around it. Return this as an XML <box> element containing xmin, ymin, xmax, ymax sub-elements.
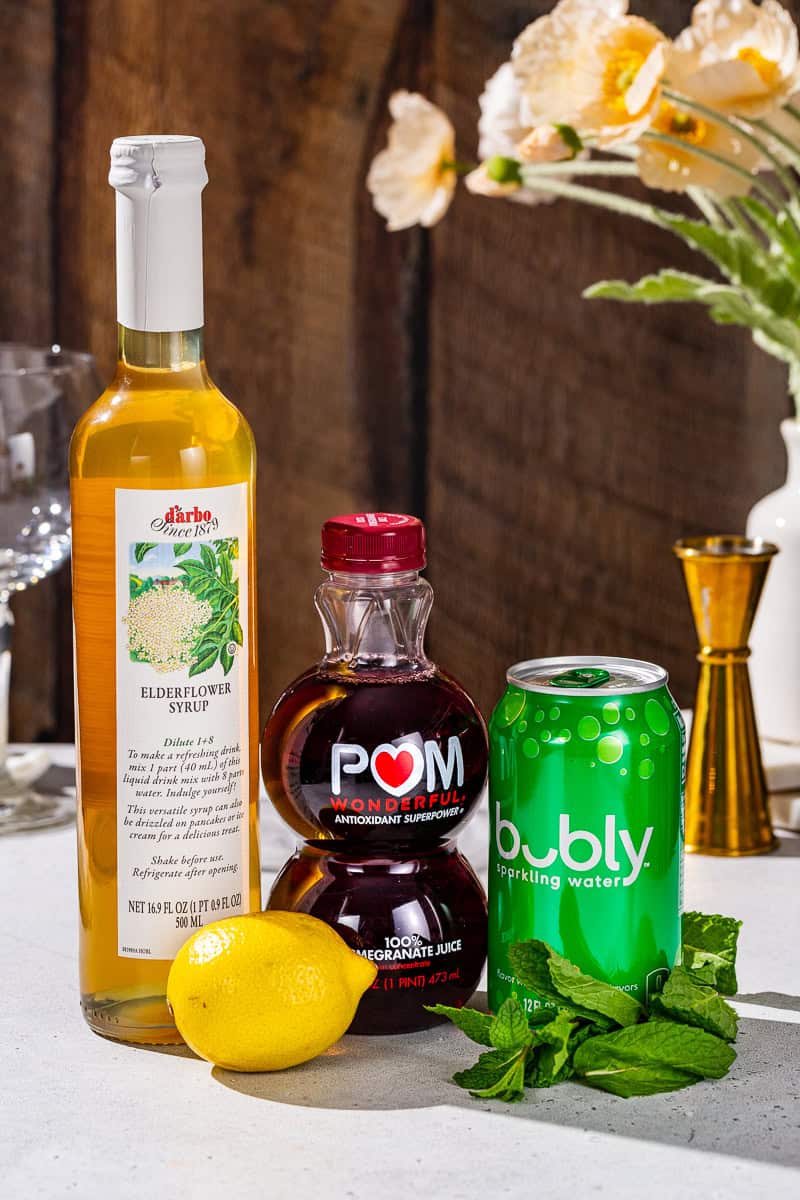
<box><xmin>114</xmin><ymin>484</ymin><xmax>250</xmax><ymax>959</ymax></box>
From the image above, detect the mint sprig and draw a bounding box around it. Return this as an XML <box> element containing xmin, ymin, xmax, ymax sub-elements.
<box><xmin>510</xmin><ymin>940</ymin><xmax>643</xmax><ymax>1028</ymax></box>
<box><xmin>681</xmin><ymin>910</ymin><xmax>742</xmax><ymax>995</ymax></box>
<box><xmin>453</xmin><ymin>1046</ymin><xmax>529</xmax><ymax>1102</ymax></box>
<box><xmin>650</xmin><ymin>966</ymin><xmax>738</xmax><ymax>1042</ymax></box>
<box><xmin>431</xmin><ymin>910</ymin><xmax>741</xmax><ymax>1102</ymax></box>
<box><xmin>426</xmin><ymin>1003</ymin><xmax>494</xmax><ymax>1046</ymax></box>
<box><xmin>574</xmin><ymin>1022</ymin><xmax>736</xmax><ymax>1098</ymax></box>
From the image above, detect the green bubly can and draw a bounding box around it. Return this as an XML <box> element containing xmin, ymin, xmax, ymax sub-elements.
<box><xmin>488</xmin><ymin>656</ymin><xmax>684</xmax><ymax>1016</ymax></box>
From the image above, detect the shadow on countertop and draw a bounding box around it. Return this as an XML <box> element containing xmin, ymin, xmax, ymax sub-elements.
<box><xmin>212</xmin><ymin>992</ymin><xmax>800</xmax><ymax>1170</ymax></box>
<box><xmin>771</xmin><ymin>835</ymin><xmax>800</xmax><ymax>857</ymax></box>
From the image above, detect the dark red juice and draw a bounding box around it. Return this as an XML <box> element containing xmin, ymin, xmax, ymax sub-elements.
<box><xmin>268</xmin><ymin>843</ymin><xmax>487</xmax><ymax>1034</ymax></box>
<box><xmin>261</xmin><ymin>665</ymin><xmax>487</xmax><ymax>848</ymax></box>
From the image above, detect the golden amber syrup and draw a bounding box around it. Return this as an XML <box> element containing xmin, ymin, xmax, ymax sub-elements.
<box><xmin>70</xmin><ymin>329</ymin><xmax>260</xmax><ymax>1044</ymax></box>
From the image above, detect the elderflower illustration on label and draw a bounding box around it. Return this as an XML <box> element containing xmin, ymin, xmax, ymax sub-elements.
<box><xmin>125</xmin><ymin>538</ymin><xmax>242</xmax><ymax>676</ymax></box>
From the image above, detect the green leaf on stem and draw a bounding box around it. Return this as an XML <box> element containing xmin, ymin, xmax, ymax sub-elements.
<box><xmin>424</xmin><ymin>1004</ymin><xmax>494</xmax><ymax>1046</ymax></box>
<box><xmin>682</xmin><ymin>911</ymin><xmax>742</xmax><ymax>996</ymax></box>
<box><xmin>525</xmin><ymin>1011</ymin><xmax>579</xmax><ymax>1088</ymax></box>
<box><xmin>454</xmin><ymin>1048</ymin><xmax>529</xmax><ymax>1103</ymax></box>
<box><xmin>650</xmin><ymin>966</ymin><xmax>738</xmax><ymax>1042</ymax></box>
<box><xmin>509</xmin><ymin>940</ymin><xmax>639</xmax><ymax>1027</ymax></box>
<box><xmin>134</xmin><ymin>542</ymin><xmax>158</xmax><ymax>564</ymax></box>
<box><xmin>189</xmin><ymin>646</ymin><xmax>219</xmax><ymax>676</ymax></box>
<box><xmin>489</xmin><ymin>998</ymin><xmax>534</xmax><ymax>1052</ymax></box>
<box><xmin>573</xmin><ymin>1022</ymin><xmax>736</xmax><ymax>1098</ymax></box>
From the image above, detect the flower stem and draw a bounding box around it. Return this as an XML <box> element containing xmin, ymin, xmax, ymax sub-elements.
<box><xmin>721</xmin><ymin>198</ymin><xmax>755</xmax><ymax>238</ymax></box>
<box><xmin>751</xmin><ymin>118</ymin><xmax>800</xmax><ymax>231</ymax></box>
<box><xmin>641</xmin><ymin>130</ymin><xmax>783</xmax><ymax>208</ymax></box>
<box><xmin>517</xmin><ymin>176</ymin><xmax>668</xmax><ymax>226</ymax></box>
<box><xmin>521</xmin><ymin>161</ymin><xmax>638</xmax><ymax>178</ymax></box>
<box><xmin>752</xmin><ymin>117</ymin><xmax>800</xmax><ymax>170</ymax></box>
<box><xmin>687</xmin><ymin>187</ymin><xmax>729</xmax><ymax>227</ymax></box>
<box><xmin>662</xmin><ymin>87</ymin><xmax>797</xmax><ymax>201</ymax></box>
<box><xmin>441</xmin><ymin>160</ymin><xmax>476</xmax><ymax>176</ymax></box>
<box><xmin>784</xmin><ymin>103</ymin><xmax>800</xmax><ymax>125</ymax></box>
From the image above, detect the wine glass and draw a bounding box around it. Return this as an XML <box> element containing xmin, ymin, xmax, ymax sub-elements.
<box><xmin>0</xmin><ymin>344</ymin><xmax>99</xmax><ymax>832</ymax></box>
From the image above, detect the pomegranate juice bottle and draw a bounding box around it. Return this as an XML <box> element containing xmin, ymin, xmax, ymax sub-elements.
<box><xmin>262</xmin><ymin>513</ymin><xmax>488</xmax><ymax>1033</ymax></box>
<box><xmin>269</xmin><ymin>843</ymin><xmax>487</xmax><ymax>1034</ymax></box>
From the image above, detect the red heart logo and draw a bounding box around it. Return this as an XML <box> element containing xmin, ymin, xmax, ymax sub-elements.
<box><xmin>374</xmin><ymin>750</ymin><xmax>415</xmax><ymax>791</ymax></box>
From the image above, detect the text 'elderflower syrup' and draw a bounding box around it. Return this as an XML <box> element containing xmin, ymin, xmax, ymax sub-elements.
<box><xmin>488</xmin><ymin>657</ymin><xmax>684</xmax><ymax>1015</ymax></box>
<box><xmin>70</xmin><ymin>136</ymin><xmax>260</xmax><ymax>1045</ymax></box>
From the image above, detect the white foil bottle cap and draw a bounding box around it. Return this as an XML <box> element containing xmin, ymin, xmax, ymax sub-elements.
<box><xmin>109</xmin><ymin>135</ymin><xmax>208</xmax><ymax>333</ymax></box>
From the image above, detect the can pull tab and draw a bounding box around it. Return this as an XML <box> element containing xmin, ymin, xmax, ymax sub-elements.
<box><xmin>549</xmin><ymin>667</ymin><xmax>611</xmax><ymax>689</ymax></box>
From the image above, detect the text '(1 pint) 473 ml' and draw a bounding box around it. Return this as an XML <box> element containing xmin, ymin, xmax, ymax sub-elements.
<box><xmin>488</xmin><ymin>657</ymin><xmax>684</xmax><ymax>1016</ymax></box>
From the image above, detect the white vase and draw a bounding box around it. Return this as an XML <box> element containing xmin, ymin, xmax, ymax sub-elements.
<box><xmin>747</xmin><ymin>418</ymin><xmax>800</xmax><ymax>743</ymax></box>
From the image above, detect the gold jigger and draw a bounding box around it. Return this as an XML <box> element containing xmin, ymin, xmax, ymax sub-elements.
<box><xmin>673</xmin><ymin>536</ymin><xmax>779</xmax><ymax>855</ymax></box>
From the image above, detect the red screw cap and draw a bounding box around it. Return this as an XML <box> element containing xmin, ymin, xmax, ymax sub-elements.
<box><xmin>321</xmin><ymin>513</ymin><xmax>426</xmax><ymax>574</ymax></box>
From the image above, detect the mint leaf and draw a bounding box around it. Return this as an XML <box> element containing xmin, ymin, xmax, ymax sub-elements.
<box><xmin>469</xmin><ymin>1056</ymin><xmax>527</xmax><ymax>1103</ymax></box>
<box><xmin>651</xmin><ymin>967</ymin><xmax>738</xmax><ymax>1042</ymax></box>
<box><xmin>684</xmin><ymin>962</ymin><xmax>718</xmax><ymax>986</ymax></box>
<box><xmin>546</xmin><ymin>948</ymin><xmax>644</xmax><ymax>1027</ymax></box>
<box><xmin>682</xmin><ymin>911</ymin><xmax>742</xmax><ymax>995</ymax></box>
<box><xmin>507</xmin><ymin>940</ymin><xmax>555</xmax><ymax>998</ymax></box>
<box><xmin>173</xmin><ymin>542</ymin><xmax>192</xmax><ymax>558</ymax></box>
<box><xmin>453</xmin><ymin>1048</ymin><xmax>528</xmax><ymax>1103</ymax></box>
<box><xmin>509</xmin><ymin>940</ymin><xmax>635</xmax><ymax>1028</ymax></box>
<box><xmin>453</xmin><ymin>1049</ymin><xmax>512</xmax><ymax>1089</ymax></box>
<box><xmin>525</xmin><ymin>1011</ymin><xmax>577</xmax><ymax>1088</ymax></box>
<box><xmin>489</xmin><ymin>998</ymin><xmax>532</xmax><ymax>1052</ymax></box>
<box><xmin>424</xmin><ymin>1004</ymin><xmax>493</xmax><ymax>1047</ymax></box>
<box><xmin>573</xmin><ymin>1021</ymin><xmax>736</xmax><ymax>1098</ymax></box>
<box><xmin>576</xmin><ymin>1060</ymin><xmax>698</xmax><ymax>1098</ymax></box>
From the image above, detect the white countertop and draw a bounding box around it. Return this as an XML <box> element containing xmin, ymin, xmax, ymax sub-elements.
<box><xmin>2</xmin><ymin>746</ymin><xmax>799</xmax><ymax>1200</ymax></box>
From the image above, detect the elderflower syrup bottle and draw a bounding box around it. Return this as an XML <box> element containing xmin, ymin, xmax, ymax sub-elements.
<box><xmin>71</xmin><ymin>136</ymin><xmax>260</xmax><ymax>1044</ymax></box>
<box><xmin>262</xmin><ymin>513</ymin><xmax>489</xmax><ymax>1032</ymax></box>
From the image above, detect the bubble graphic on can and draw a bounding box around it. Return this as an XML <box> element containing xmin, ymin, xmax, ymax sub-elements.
<box><xmin>488</xmin><ymin>656</ymin><xmax>684</xmax><ymax>1017</ymax></box>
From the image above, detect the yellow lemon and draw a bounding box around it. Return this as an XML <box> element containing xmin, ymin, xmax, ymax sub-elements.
<box><xmin>167</xmin><ymin>911</ymin><xmax>376</xmax><ymax>1071</ymax></box>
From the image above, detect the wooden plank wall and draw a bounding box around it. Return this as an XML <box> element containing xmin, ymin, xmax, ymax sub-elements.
<box><xmin>0</xmin><ymin>0</ymin><xmax>795</xmax><ymax>742</ymax></box>
<box><xmin>0</xmin><ymin>0</ymin><xmax>61</xmax><ymax>738</ymax></box>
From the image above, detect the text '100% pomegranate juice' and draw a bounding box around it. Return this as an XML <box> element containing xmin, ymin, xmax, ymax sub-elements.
<box><xmin>261</xmin><ymin>513</ymin><xmax>489</xmax><ymax>1033</ymax></box>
